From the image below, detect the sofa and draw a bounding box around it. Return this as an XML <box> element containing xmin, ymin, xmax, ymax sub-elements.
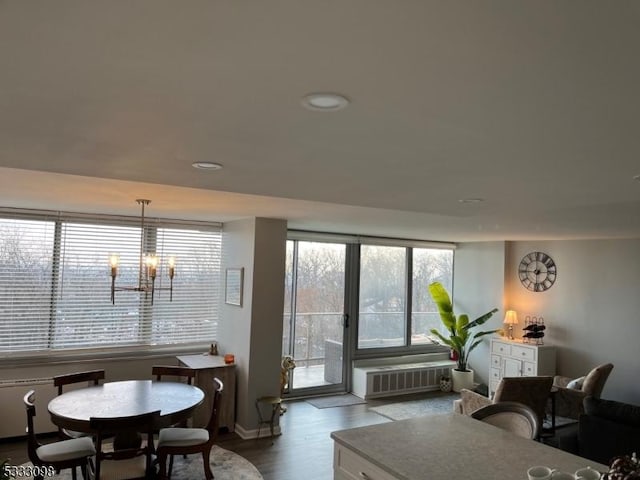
<box><xmin>558</xmin><ymin>396</ymin><xmax>640</xmax><ymax>465</ymax></box>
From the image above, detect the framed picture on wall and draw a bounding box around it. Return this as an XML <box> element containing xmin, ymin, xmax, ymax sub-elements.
<box><xmin>225</xmin><ymin>267</ymin><xmax>244</xmax><ymax>306</ymax></box>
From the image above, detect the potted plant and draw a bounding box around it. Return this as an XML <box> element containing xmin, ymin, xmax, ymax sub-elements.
<box><xmin>428</xmin><ymin>282</ymin><xmax>498</xmax><ymax>392</ymax></box>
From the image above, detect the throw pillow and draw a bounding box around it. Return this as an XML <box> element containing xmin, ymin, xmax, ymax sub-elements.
<box><xmin>567</xmin><ymin>376</ymin><xmax>585</xmax><ymax>390</ymax></box>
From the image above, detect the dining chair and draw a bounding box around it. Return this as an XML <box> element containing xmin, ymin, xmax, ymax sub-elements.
<box><xmin>24</xmin><ymin>390</ymin><xmax>96</xmax><ymax>480</ymax></box>
<box><xmin>470</xmin><ymin>401</ymin><xmax>540</xmax><ymax>440</ymax></box>
<box><xmin>89</xmin><ymin>410</ymin><xmax>160</xmax><ymax>480</ymax></box>
<box><xmin>156</xmin><ymin>377</ymin><xmax>224</xmax><ymax>480</ymax></box>
<box><xmin>152</xmin><ymin>365</ymin><xmax>196</xmax><ymax>431</ymax></box>
<box><xmin>53</xmin><ymin>369</ymin><xmax>106</xmax><ymax>440</ymax></box>
<box><xmin>152</xmin><ymin>365</ymin><xmax>196</xmax><ymax>385</ymax></box>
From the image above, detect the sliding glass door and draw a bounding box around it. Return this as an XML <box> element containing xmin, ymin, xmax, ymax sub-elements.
<box><xmin>282</xmin><ymin>240</ymin><xmax>348</xmax><ymax>394</ymax></box>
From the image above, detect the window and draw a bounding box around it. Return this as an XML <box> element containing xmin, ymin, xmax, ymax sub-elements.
<box><xmin>411</xmin><ymin>247</ymin><xmax>454</xmax><ymax>345</ymax></box>
<box><xmin>0</xmin><ymin>211</ymin><xmax>221</xmax><ymax>356</ymax></box>
<box><xmin>358</xmin><ymin>245</ymin><xmax>406</xmax><ymax>348</ymax></box>
<box><xmin>357</xmin><ymin>243</ymin><xmax>453</xmax><ymax>350</ymax></box>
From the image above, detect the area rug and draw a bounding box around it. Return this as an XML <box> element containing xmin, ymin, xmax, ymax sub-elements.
<box><xmin>369</xmin><ymin>392</ymin><xmax>459</xmax><ymax>421</ymax></box>
<box><xmin>19</xmin><ymin>445</ymin><xmax>263</xmax><ymax>480</ymax></box>
<box><xmin>306</xmin><ymin>393</ymin><xmax>367</xmax><ymax>409</ymax></box>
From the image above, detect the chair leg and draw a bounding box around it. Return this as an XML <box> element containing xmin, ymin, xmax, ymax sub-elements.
<box><xmin>80</xmin><ymin>462</ymin><xmax>88</xmax><ymax>480</ymax></box>
<box><xmin>202</xmin><ymin>449</ymin><xmax>213</xmax><ymax>480</ymax></box>
<box><xmin>168</xmin><ymin>454</ymin><xmax>174</xmax><ymax>479</ymax></box>
<box><xmin>71</xmin><ymin>466</ymin><xmax>78</xmax><ymax>480</ymax></box>
<box><xmin>158</xmin><ymin>453</ymin><xmax>168</xmax><ymax>480</ymax></box>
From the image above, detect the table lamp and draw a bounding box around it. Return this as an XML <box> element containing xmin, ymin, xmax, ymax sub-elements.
<box><xmin>504</xmin><ymin>310</ymin><xmax>518</xmax><ymax>340</ymax></box>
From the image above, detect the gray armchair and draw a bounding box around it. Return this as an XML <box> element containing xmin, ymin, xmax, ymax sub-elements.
<box><xmin>552</xmin><ymin>363</ymin><xmax>613</xmax><ymax>420</ymax></box>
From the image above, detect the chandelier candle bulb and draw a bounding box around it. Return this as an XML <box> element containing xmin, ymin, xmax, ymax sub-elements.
<box><xmin>109</xmin><ymin>199</ymin><xmax>175</xmax><ymax>305</ymax></box>
<box><xmin>146</xmin><ymin>255</ymin><xmax>158</xmax><ymax>279</ymax></box>
<box><xmin>109</xmin><ymin>254</ymin><xmax>119</xmax><ymax>277</ymax></box>
<box><xmin>168</xmin><ymin>256</ymin><xmax>176</xmax><ymax>279</ymax></box>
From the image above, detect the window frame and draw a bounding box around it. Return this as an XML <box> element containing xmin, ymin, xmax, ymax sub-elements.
<box><xmin>286</xmin><ymin>231</ymin><xmax>455</xmax><ymax>361</ymax></box>
<box><xmin>354</xmin><ymin>241</ymin><xmax>455</xmax><ymax>358</ymax></box>
<box><xmin>0</xmin><ymin>207</ymin><xmax>222</xmax><ymax>361</ymax></box>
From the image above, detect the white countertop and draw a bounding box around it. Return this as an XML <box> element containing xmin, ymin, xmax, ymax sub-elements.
<box><xmin>331</xmin><ymin>413</ymin><xmax>607</xmax><ymax>480</ymax></box>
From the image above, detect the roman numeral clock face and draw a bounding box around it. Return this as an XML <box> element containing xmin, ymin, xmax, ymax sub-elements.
<box><xmin>518</xmin><ymin>252</ymin><xmax>557</xmax><ymax>292</ymax></box>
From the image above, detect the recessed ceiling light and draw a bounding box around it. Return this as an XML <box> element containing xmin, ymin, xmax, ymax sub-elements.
<box><xmin>192</xmin><ymin>162</ymin><xmax>223</xmax><ymax>170</ymax></box>
<box><xmin>458</xmin><ymin>198</ymin><xmax>485</xmax><ymax>204</ymax></box>
<box><xmin>301</xmin><ymin>93</ymin><xmax>350</xmax><ymax>111</ymax></box>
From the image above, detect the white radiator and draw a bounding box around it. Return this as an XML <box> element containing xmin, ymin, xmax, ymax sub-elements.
<box><xmin>0</xmin><ymin>377</ymin><xmax>57</xmax><ymax>439</ymax></box>
<box><xmin>352</xmin><ymin>357</ymin><xmax>456</xmax><ymax>399</ymax></box>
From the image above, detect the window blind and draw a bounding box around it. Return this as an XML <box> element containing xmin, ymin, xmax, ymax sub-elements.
<box><xmin>0</xmin><ymin>219</ymin><xmax>55</xmax><ymax>352</ymax></box>
<box><xmin>0</xmin><ymin>212</ymin><xmax>221</xmax><ymax>355</ymax></box>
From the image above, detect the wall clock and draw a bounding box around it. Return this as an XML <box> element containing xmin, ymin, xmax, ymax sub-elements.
<box><xmin>518</xmin><ymin>251</ymin><xmax>557</xmax><ymax>292</ymax></box>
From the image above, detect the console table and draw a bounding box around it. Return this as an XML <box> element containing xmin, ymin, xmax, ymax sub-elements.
<box><xmin>177</xmin><ymin>354</ymin><xmax>236</xmax><ymax>432</ymax></box>
<box><xmin>489</xmin><ymin>338</ymin><xmax>556</xmax><ymax>396</ymax></box>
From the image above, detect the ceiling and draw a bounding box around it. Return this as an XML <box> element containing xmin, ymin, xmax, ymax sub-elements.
<box><xmin>1</xmin><ymin>1</ymin><xmax>639</xmax><ymax>242</ymax></box>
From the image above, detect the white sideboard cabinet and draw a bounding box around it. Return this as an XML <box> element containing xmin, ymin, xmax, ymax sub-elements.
<box><xmin>489</xmin><ymin>338</ymin><xmax>556</xmax><ymax>396</ymax></box>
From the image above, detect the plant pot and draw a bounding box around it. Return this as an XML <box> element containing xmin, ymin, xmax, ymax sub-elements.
<box><xmin>451</xmin><ymin>368</ymin><xmax>474</xmax><ymax>392</ymax></box>
<box><xmin>439</xmin><ymin>376</ymin><xmax>452</xmax><ymax>392</ymax></box>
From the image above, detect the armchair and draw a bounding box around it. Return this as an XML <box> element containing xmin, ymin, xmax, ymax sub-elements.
<box><xmin>552</xmin><ymin>363</ymin><xmax>613</xmax><ymax>420</ymax></box>
<box><xmin>454</xmin><ymin>376</ymin><xmax>554</xmax><ymax>430</ymax></box>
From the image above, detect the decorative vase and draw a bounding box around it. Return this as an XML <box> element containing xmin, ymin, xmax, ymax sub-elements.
<box><xmin>451</xmin><ymin>369</ymin><xmax>474</xmax><ymax>392</ymax></box>
<box><xmin>439</xmin><ymin>376</ymin><xmax>452</xmax><ymax>392</ymax></box>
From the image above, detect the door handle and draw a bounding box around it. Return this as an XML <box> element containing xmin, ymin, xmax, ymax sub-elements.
<box><xmin>342</xmin><ymin>314</ymin><xmax>349</xmax><ymax>328</ymax></box>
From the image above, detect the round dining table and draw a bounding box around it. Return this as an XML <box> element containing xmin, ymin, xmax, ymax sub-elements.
<box><xmin>48</xmin><ymin>380</ymin><xmax>205</xmax><ymax>444</ymax></box>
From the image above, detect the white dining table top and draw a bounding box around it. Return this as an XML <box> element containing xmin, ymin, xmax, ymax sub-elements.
<box><xmin>331</xmin><ymin>413</ymin><xmax>608</xmax><ymax>480</ymax></box>
<box><xmin>48</xmin><ymin>379</ymin><xmax>204</xmax><ymax>432</ymax></box>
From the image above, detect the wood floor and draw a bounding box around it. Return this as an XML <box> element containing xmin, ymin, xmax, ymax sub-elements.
<box><xmin>0</xmin><ymin>394</ymin><xmax>568</xmax><ymax>480</ymax></box>
<box><xmin>0</xmin><ymin>396</ymin><xmax>392</xmax><ymax>480</ymax></box>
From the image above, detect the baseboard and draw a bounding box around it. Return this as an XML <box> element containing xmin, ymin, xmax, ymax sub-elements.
<box><xmin>234</xmin><ymin>422</ymin><xmax>282</xmax><ymax>440</ymax></box>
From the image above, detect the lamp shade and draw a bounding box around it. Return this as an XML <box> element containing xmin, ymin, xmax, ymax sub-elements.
<box><xmin>504</xmin><ymin>310</ymin><xmax>518</xmax><ymax>325</ymax></box>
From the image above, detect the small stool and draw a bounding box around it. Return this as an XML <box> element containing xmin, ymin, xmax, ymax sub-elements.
<box><xmin>255</xmin><ymin>396</ymin><xmax>282</xmax><ymax>440</ymax></box>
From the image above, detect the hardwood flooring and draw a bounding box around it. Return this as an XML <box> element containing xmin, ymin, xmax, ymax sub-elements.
<box><xmin>0</xmin><ymin>394</ymin><xmax>568</xmax><ymax>480</ymax></box>
<box><xmin>0</xmin><ymin>397</ymin><xmax>392</xmax><ymax>480</ymax></box>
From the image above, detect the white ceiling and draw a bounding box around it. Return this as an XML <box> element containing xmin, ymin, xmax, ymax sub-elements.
<box><xmin>1</xmin><ymin>1</ymin><xmax>639</xmax><ymax>242</ymax></box>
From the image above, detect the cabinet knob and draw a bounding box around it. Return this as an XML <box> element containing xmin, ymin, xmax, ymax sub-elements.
<box><xmin>359</xmin><ymin>472</ymin><xmax>371</xmax><ymax>479</ymax></box>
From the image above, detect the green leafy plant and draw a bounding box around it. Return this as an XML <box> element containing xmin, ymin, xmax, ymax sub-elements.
<box><xmin>428</xmin><ymin>282</ymin><xmax>498</xmax><ymax>372</ymax></box>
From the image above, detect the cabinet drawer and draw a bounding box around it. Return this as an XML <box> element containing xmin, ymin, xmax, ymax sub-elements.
<box><xmin>335</xmin><ymin>444</ymin><xmax>397</xmax><ymax>480</ymax></box>
<box><xmin>522</xmin><ymin>362</ymin><xmax>536</xmax><ymax>376</ymax></box>
<box><xmin>511</xmin><ymin>345</ymin><xmax>535</xmax><ymax>362</ymax></box>
<box><xmin>490</xmin><ymin>355</ymin><xmax>501</xmax><ymax>368</ymax></box>
<box><xmin>490</xmin><ymin>368</ymin><xmax>501</xmax><ymax>382</ymax></box>
<box><xmin>491</xmin><ymin>341</ymin><xmax>511</xmax><ymax>356</ymax></box>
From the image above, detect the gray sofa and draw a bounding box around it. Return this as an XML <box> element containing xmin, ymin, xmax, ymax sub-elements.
<box><xmin>558</xmin><ymin>396</ymin><xmax>640</xmax><ymax>465</ymax></box>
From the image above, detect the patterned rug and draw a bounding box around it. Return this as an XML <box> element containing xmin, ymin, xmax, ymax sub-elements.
<box><xmin>306</xmin><ymin>394</ymin><xmax>367</xmax><ymax>409</ymax></box>
<box><xmin>369</xmin><ymin>392</ymin><xmax>460</xmax><ymax>421</ymax></box>
<box><xmin>19</xmin><ymin>445</ymin><xmax>263</xmax><ymax>480</ymax></box>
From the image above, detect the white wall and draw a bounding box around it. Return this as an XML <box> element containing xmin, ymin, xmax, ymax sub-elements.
<box><xmin>219</xmin><ymin>217</ymin><xmax>286</xmax><ymax>435</ymax></box>
<box><xmin>452</xmin><ymin>241</ymin><xmax>506</xmax><ymax>385</ymax></box>
<box><xmin>505</xmin><ymin>239</ymin><xmax>640</xmax><ymax>404</ymax></box>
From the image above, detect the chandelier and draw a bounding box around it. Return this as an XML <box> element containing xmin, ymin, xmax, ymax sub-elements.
<box><xmin>109</xmin><ymin>199</ymin><xmax>175</xmax><ymax>305</ymax></box>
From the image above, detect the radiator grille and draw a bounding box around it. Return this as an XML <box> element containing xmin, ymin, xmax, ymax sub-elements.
<box><xmin>0</xmin><ymin>377</ymin><xmax>52</xmax><ymax>388</ymax></box>
<box><xmin>371</xmin><ymin>366</ymin><xmax>450</xmax><ymax>395</ymax></box>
